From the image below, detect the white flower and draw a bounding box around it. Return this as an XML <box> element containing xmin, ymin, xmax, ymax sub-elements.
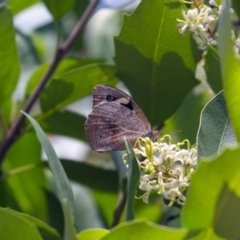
<box><xmin>209</xmin><ymin>0</ymin><xmax>218</xmax><ymax>8</ymax></box>
<box><xmin>142</xmin><ymin>190</ymin><xmax>151</xmax><ymax>204</ymax></box>
<box><xmin>230</xmin><ymin>31</ymin><xmax>240</xmax><ymax>60</ymax></box>
<box><xmin>177</xmin><ymin>0</ymin><xmax>223</xmax><ymax>50</ymax></box>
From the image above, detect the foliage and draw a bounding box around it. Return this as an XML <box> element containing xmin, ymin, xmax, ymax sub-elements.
<box><xmin>0</xmin><ymin>0</ymin><xmax>240</xmax><ymax>239</ymax></box>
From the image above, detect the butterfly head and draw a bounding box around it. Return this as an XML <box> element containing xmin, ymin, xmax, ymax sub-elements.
<box><xmin>151</xmin><ymin>130</ymin><xmax>161</xmax><ymax>142</ymax></box>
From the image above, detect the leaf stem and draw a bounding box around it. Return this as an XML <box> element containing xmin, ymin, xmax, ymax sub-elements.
<box><xmin>0</xmin><ymin>0</ymin><xmax>99</xmax><ymax>165</ymax></box>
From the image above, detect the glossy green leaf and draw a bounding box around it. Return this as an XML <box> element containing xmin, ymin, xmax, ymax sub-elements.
<box><xmin>2</xmin><ymin>133</ymin><xmax>47</xmax><ymax>219</ymax></box>
<box><xmin>26</xmin><ymin>58</ymin><xmax>104</xmax><ymax>97</ymax></box>
<box><xmin>77</xmin><ymin>228</ymin><xmax>109</xmax><ymax>240</ymax></box>
<box><xmin>205</xmin><ymin>50</ymin><xmax>222</xmax><ymax>93</ymax></box>
<box><xmin>8</xmin><ymin>0</ymin><xmax>40</xmax><ymax>15</ymax></box>
<box><xmin>22</xmin><ymin>112</ymin><xmax>77</xmax><ymax>239</ymax></box>
<box><xmin>40</xmin><ymin>111</ymin><xmax>86</xmax><ymax>141</ymax></box>
<box><xmin>42</xmin><ymin>0</ymin><xmax>75</xmax><ymax>20</ymax></box>
<box><xmin>124</xmin><ymin>139</ymin><xmax>140</xmax><ymax>221</ymax></box>
<box><xmin>40</xmin><ymin>64</ymin><xmax>118</xmax><ymax>113</ymax></box>
<box><xmin>115</xmin><ymin>0</ymin><xmax>199</xmax><ymax>125</ymax></box>
<box><xmin>218</xmin><ymin>0</ymin><xmax>240</xmax><ymax>142</ymax></box>
<box><xmin>61</xmin><ymin>160</ymin><xmax>119</xmax><ymax>192</ymax></box>
<box><xmin>197</xmin><ymin>91</ymin><xmax>237</xmax><ymax>159</ymax></box>
<box><xmin>0</xmin><ymin>5</ymin><xmax>20</xmax><ymax>106</ymax></box>
<box><xmin>182</xmin><ymin>147</ymin><xmax>240</xmax><ymax>240</ymax></box>
<box><xmin>101</xmin><ymin>220</ymin><xmax>193</xmax><ymax>240</ymax></box>
<box><xmin>0</xmin><ymin>207</ymin><xmax>61</xmax><ymax>240</ymax></box>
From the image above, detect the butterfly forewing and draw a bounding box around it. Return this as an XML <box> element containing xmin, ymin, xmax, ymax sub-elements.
<box><xmin>92</xmin><ymin>85</ymin><xmax>150</xmax><ymax>124</ymax></box>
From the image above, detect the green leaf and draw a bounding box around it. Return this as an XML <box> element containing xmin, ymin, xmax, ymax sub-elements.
<box><xmin>0</xmin><ymin>5</ymin><xmax>20</xmax><ymax>106</ymax></box>
<box><xmin>183</xmin><ymin>229</ymin><xmax>223</xmax><ymax>240</ymax></box>
<box><xmin>22</xmin><ymin>112</ymin><xmax>77</xmax><ymax>239</ymax></box>
<box><xmin>205</xmin><ymin>50</ymin><xmax>222</xmax><ymax>93</ymax></box>
<box><xmin>26</xmin><ymin>63</ymin><xmax>49</xmax><ymax>97</ymax></box>
<box><xmin>8</xmin><ymin>0</ymin><xmax>40</xmax><ymax>15</ymax></box>
<box><xmin>40</xmin><ymin>64</ymin><xmax>118</xmax><ymax>113</ymax></box>
<box><xmin>40</xmin><ymin>110</ymin><xmax>86</xmax><ymax>141</ymax></box>
<box><xmin>101</xmin><ymin>220</ymin><xmax>193</xmax><ymax>240</ymax></box>
<box><xmin>76</xmin><ymin>229</ymin><xmax>109</xmax><ymax>240</ymax></box>
<box><xmin>61</xmin><ymin>160</ymin><xmax>119</xmax><ymax>192</ymax></box>
<box><xmin>26</xmin><ymin>58</ymin><xmax>103</xmax><ymax>97</ymax></box>
<box><xmin>21</xmin><ymin>211</ymin><xmax>61</xmax><ymax>240</ymax></box>
<box><xmin>134</xmin><ymin>195</ymin><xmax>163</xmax><ymax>224</ymax></box>
<box><xmin>0</xmin><ymin>207</ymin><xmax>61</xmax><ymax>240</ymax></box>
<box><xmin>218</xmin><ymin>0</ymin><xmax>240</xmax><ymax>142</ymax></box>
<box><xmin>0</xmin><ymin>208</ymin><xmax>41</xmax><ymax>240</ymax></box>
<box><xmin>182</xmin><ymin>147</ymin><xmax>240</xmax><ymax>240</ymax></box>
<box><xmin>1</xmin><ymin>99</ymin><xmax>13</xmax><ymax>128</ymax></box>
<box><xmin>93</xmin><ymin>191</ymin><xmax>119</xmax><ymax>227</ymax></box>
<box><xmin>0</xmin><ymin>181</ymin><xmax>20</xmax><ymax>211</ymax></box>
<box><xmin>172</xmin><ymin>87</ymin><xmax>212</xmax><ymax>144</ymax></box>
<box><xmin>232</xmin><ymin>0</ymin><xmax>240</xmax><ymax>19</ymax></box>
<box><xmin>2</xmin><ymin>133</ymin><xmax>47</xmax><ymax>220</ymax></box>
<box><xmin>124</xmin><ymin>139</ymin><xmax>140</xmax><ymax>221</ymax></box>
<box><xmin>213</xmin><ymin>183</ymin><xmax>240</xmax><ymax>240</ymax></box>
<box><xmin>42</xmin><ymin>0</ymin><xmax>75</xmax><ymax>20</ymax></box>
<box><xmin>115</xmin><ymin>0</ymin><xmax>199</xmax><ymax>125</ymax></box>
<box><xmin>197</xmin><ymin>91</ymin><xmax>237</xmax><ymax>159</ymax></box>
<box><xmin>45</xmin><ymin>190</ymin><xmax>64</xmax><ymax>237</ymax></box>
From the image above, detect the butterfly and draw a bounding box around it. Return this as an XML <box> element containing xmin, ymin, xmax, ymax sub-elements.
<box><xmin>84</xmin><ymin>84</ymin><xmax>159</xmax><ymax>152</ymax></box>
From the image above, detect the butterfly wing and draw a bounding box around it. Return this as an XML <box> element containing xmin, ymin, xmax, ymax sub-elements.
<box><xmin>92</xmin><ymin>84</ymin><xmax>150</xmax><ymax>124</ymax></box>
<box><xmin>85</xmin><ymin>101</ymin><xmax>152</xmax><ymax>152</ymax></box>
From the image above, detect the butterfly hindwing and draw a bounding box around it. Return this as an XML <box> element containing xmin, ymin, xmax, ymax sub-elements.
<box><xmin>85</xmin><ymin>102</ymin><xmax>152</xmax><ymax>151</ymax></box>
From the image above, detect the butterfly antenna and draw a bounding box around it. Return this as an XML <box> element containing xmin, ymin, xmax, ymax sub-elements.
<box><xmin>174</xmin><ymin>129</ymin><xmax>184</xmax><ymax>134</ymax></box>
<box><xmin>166</xmin><ymin>116</ymin><xmax>177</xmax><ymax>125</ymax></box>
<box><xmin>155</xmin><ymin>117</ymin><xmax>177</xmax><ymax>132</ymax></box>
<box><xmin>156</xmin><ymin>117</ymin><xmax>184</xmax><ymax>135</ymax></box>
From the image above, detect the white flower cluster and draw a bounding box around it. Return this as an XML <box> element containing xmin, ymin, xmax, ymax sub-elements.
<box><xmin>177</xmin><ymin>0</ymin><xmax>240</xmax><ymax>55</ymax></box>
<box><xmin>177</xmin><ymin>0</ymin><xmax>220</xmax><ymax>50</ymax></box>
<box><xmin>134</xmin><ymin>136</ymin><xmax>197</xmax><ymax>207</ymax></box>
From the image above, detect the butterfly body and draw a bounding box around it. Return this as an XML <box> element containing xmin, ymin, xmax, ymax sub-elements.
<box><xmin>84</xmin><ymin>85</ymin><xmax>159</xmax><ymax>152</ymax></box>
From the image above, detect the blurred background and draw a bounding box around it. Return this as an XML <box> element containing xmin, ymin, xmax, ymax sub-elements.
<box><xmin>0</xmin><ymin>0</ymin><xmax>216</xmax><ymax>235</ymax></box>
<box><xmin>12</xmin><ymin>0</ymin><xmax>213</xmax><ymax>162</ymax></box>
<box><xmin>13</xmin><ymin>0</ymin><xmax>141</xmax><ymax>163</ymax></box>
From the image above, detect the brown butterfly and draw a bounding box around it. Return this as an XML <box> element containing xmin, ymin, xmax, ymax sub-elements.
<box><xmin>84</xmin><ymin>84</ymin><xmax>159</xmax><ymax>152</ymax></box>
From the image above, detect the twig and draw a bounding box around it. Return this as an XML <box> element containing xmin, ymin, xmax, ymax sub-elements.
<box><xmin>0</xmin><ymin>0</ymin><xmax>100</xmax><ymax>164</ymax></box>
<box><xmin>111</xmin><ymin>189</ymin><xmax>127</xmax><ymax>228</ymax></box>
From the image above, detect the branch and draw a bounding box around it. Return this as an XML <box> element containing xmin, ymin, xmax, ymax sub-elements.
<box><xmin>0</xmin><ymin>0</ymin><xmax>100</xmax><ymax>164</ymax></box>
